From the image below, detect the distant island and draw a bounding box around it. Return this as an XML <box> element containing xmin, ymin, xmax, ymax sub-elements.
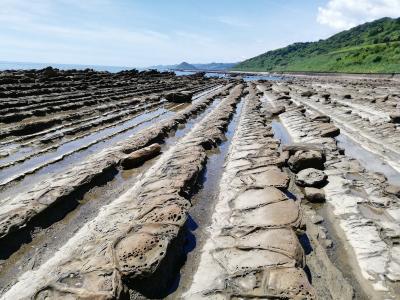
<box><xmin>233</xmin><ymin>17</ymin><xmax>400</xmax><ymax>73</ymax></box>
<box><xmin>150</xmin><ymin>62</ymin><xmax>237</xmax><ymax>71</ymax></box>
<box><xmin>174</xmin><ymin>62</ymin><xmax>197</xmax><ymax>70</ymax></box>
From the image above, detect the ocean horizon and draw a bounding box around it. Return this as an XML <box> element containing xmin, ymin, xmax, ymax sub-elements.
<box><xmin>0</xmin><ymin>60</ymin><xmax>141</xmax><ymax>73</ymax></box>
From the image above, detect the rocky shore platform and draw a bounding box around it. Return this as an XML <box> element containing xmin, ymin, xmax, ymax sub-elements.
<box><xmin>0</xmin><ymin>69</ymin><xmax>399</xmax><ymax>299</ymax></box>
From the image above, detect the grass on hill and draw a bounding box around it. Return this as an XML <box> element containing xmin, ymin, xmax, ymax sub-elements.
<box><xmin>233</xmin><ymin>17</ymin><xmax>400</xmax><ymax>73</ymax></box>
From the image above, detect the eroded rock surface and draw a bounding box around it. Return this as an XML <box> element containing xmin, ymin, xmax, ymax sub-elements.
<box><xmin>0</xmin><ymin>83</ymin><xmax>231</xmax><ymax>246</ymax></box>
<box><xmin>295</xmin><ymin>168</ymin><xmax>327</xmax><ymax>187</ymax></box>
<box><xmin>184</xmin><ymin>84</ymin><xmax>315</xmax><ymax>299</ymax></box>
<box><xmin>0</xmin><ymin>84</ymin><xmax>244</xmax><ymax>300</ymax></box>
<box><xmin>274</xmin><ymin>87</ymin><xmax>400</xmax><ymax>299</ymax></box>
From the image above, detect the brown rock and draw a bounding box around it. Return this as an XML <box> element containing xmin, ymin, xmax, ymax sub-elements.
<box><xmin>304</xmin><ymin>187</ymin><xmax>326</xmax><ymax>202</ymax></box>
<box><xmin>270</xmin><ymin>105</ymin><xmax>286</xmax><ymax>115</ymax></box>
<box><xmin>121</xmin><ymin>143</ymin><xmax>161</xmax><ymax>169</ymax></box>
<box><xmin>385</xmin><ymin>184</ymin><xmax>400</xmax><ymax>198</ymax></box>
<box><xmin>288</xmin><ymin>150</ymin><xmax>325</xmax><ymax>173</ymax></box>
<box><xmin>282</xmin><ymin>143</ymin><xmax>324</xmax><ymax>155</ymax></box>
<box><xmin>301</xmin><ymin>90</ymin><xmax>315</xmax><ymax>97</ymax></box>
<box><xmin>320</xmin><ymin>125</ymin><xmax>340</xmax><ymax>138</ymax></box>
<box><xmin>311</xmin><ymin>114</ymin><xmax>330</xmax><ymax>123</ymax></box>
<box><xmin>165</xmin><ymin>91</ymin><xmax>193</xmax><ymax>103</ymax></box>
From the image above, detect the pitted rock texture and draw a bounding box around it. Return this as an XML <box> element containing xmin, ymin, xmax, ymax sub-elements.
<box><xmin>274</xmin><ymin>87</ymin><xmax>400</xmax><ymax>299</ymax></box>
<box><xmin>184</xmin><ymin>84</ymin><xmax>315</xmax><ymax>299</ymax></box>
<box><xmin>295</xmin><ymin>168</ymin><xmax>327</xmax><ymax>187</ymax></box>
<box><xmin>276</xmin><ymin>77</ymin><xmax>400</xmax><ymax>173</ymax></box>
<box><xmin>0</xmin><ymin>84</ymin><xmax>244</xmax><ymax>300</ymax></box>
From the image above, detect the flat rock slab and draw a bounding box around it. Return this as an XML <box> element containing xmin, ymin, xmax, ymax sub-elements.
<box><xmin>237</xmin><ymin>168</ymin><xmax>290</xmax><ymax>189</ymax></box>
<box><xmin>184</xmin><ymin>85</ymin><xmax>315</xmax><ymax>299</ymax></box>
<box><xmin>0</xmin><ymin>85</ymin><xmax>245</xmax><ymax>300</ymax></box>
<box><xmin>232</xmin><ymin>187</ymin><xmax>287</xmax><ymax>210</ymax></box>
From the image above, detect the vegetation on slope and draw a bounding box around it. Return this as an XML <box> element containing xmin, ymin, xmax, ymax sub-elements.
<box><xmin>233</xmin><ymin>17</ymin><xmax>400</xmax><ymax>73</ymax></box>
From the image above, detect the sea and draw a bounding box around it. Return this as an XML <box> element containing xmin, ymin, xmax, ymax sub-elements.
<box><xmin>0</xmin><ymin>61</ymin><xmax>133</xmax><ymax>73</ymax></box>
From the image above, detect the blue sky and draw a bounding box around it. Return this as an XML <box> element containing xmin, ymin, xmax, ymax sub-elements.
<box><xmin>0</xmin><ymin>0</ymin><xmax>399</xmax><ymax>67</ymax></box>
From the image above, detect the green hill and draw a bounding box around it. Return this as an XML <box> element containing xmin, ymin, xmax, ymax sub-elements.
<box><xmin>233</xmin><ymin>17</ymin><xmax>400</xmax><ymax>73</ymax></box>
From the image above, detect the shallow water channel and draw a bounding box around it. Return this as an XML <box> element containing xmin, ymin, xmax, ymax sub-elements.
<box><xmin>336</xmin><ymin>133</ymin><xmax>400</xmax><ymax>185</ymax></box>
<box><xmin>165</xmin><ymin>98</ymin><xmax>245</xmax><ymax>299</ymax></box>
<box><xmin>0</xmin><ymin>95</ymin><xmax>224</xmax><ymax>295</ymax></box>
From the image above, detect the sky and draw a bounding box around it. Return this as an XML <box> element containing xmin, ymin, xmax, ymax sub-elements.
<box><xmin>0</xmin><ymin>0</ymin><xmax>399</xmax><ymax>68</ymax></box>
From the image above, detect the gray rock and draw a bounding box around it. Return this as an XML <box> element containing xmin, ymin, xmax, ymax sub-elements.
<box><xmin>277</xmin><ymin>95</ymin><xmax>291</xmax><ymax>100</ymax></box>
<box><xmin>301</xmin><ymin>90</ymin><xmax>315</xmax><ymax>97</ymax></box>
<box><xmin>296</xmin><ymin>168</ymin><xmax>327</xmax><ymax>187</ymax></box>
<box><xmin>389</xmin><ymin>113</ymin><xmax>400</xmax><ymax>124</ymax></box>
<box><xmin>385</xmin><ymin>184</ymin><xmax>400</xmax><ymax>198</ymax></box>
<box><xmin>282</xmin><ymin>143</ymin><xmax>324</xmax><ymax>155</ymax></box>
<box><xmin>311</xmin><ymin>115</ymin><xmax>330</xmax><ymax>123</ymax></box>
<box><xmin>304</xmin><ymin>187</ymin><xmax>326</xmax><ymax>202</ymax></box>
<box><xmin>270</xmin><ymin>105</ymin><xmax>286</xmax><ymax>115</ymax></box>
<box><xmin>321</xmin><ymin>93</ymin><xmax>330</xmax><ymax>100</ymax></box>
<box><xmin>288</xmin><ymin>150</ymin><xmax>325</xmax><ymax>172</ymax></box>
<box><xmin>165</xmin><ymin>91</ymin><xmax>193</xmax><ymax>103</ymax></box>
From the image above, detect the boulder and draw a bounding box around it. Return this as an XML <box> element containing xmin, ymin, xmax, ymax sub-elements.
<box><xmin>288</xmin><ymin>150</ymin><xmax>325</xmax><ymax>172</ymax></box>
<box><xmin>270</xmin><ymin>105</ymin><xmax>286</xmax><ymax>115</ymax></box>
<box><xmin>282</xmin><ymin>143</ymin><xmax>324</xmax><ymax>156</ymax></box>
<box><xmin>41</xmin><ymin>66</ymin><xmax>59</xmax><ymax>78</ymax></box>
<box><xmin>389</xmin><ymin>113</ymin><xmax>400</xmax><ymax>124</ymax></box>
<box><xmin>304</xmin><ymin>187</ymin><xmax>326</xmax><ymax>202</ymax></box>
<box><xmin>301</xmin><ymin>90</ymin><xmax>315</xmax><ymax>97</ymax></box>
<box><xmin>296</xmin><ymin>168</ymin><xmax>327</xmax><ymax>187</ymax></box>
<box><xmin>385</xmin><ymin>184</ymin><xmax>400</xmax><ymax>198</ymax></box>
<box><xmin>121</xmin><ymin>143</ymin><xmax>161</xmax><ymax>169</ymax></box>
<box><xmin>310</xmin><ymin>115</ymin><xmax>330</xmax><ymax>123</ymax></box>
<box><xmin>319</xmin><ymin>125</ymin><xmax>340</xmax><ymax>138</ymax></box>
<box><xmin>165</xmin><ymin>91</ymin><xmax>193</xmax><ymax>103</ymax></box>
<box><xmin>321</xmin><ymin>93</ymin><xmax>330</xmax><ymax>100</ymax></box>
<box><xmin>277</xmin><ymin>95</ymin><xmax>291</xmax><ymax>100</ymax></box>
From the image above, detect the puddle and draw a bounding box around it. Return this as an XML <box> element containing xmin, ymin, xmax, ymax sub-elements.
<box><xmin>0</xmin><ymin>104</ymin><xmax>187</xmax><ymax>201</ymax></box>
<box><xmin>0</xmin><ymin>87</ymin><xmax>220</xmax><ymax>188</ymax></box>
<box><xmin>0</xmin><ymin>104</ymin><xmax>163</xmax><ymax>166</ymax></box>
<box><xmin>336</xmin><ymin>133</ymin><xmax>400</xmax><ymax>185</ymax></box>
<box><xmin>271</xmin><ymin>118</ymin><xmax>292</xmax><ymax>146</ymax></box>
<box><xmin>316</xmin><ymin>204</ymin><xmax>370</xmax><ymax>300</ymax></box>
<box><xmin>0</xmin><ymin>106</ymin><xmax>176</xmax><ymax>184</ymax></box>
<box><xmin>165</xmin><ymin>98</ymin><xmax>244</xmax><ymax>299</ymax></box>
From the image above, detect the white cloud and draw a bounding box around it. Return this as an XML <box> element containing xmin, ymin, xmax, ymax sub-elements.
<box><xmin>215</xmin><ymin>16</ymin><xmax>251</xmax><ymax>28</ymax></box>
<box><xmin>317</xmin><ymin>0</ymin><xmax>400</xmax><ymax>30</ymax></box>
